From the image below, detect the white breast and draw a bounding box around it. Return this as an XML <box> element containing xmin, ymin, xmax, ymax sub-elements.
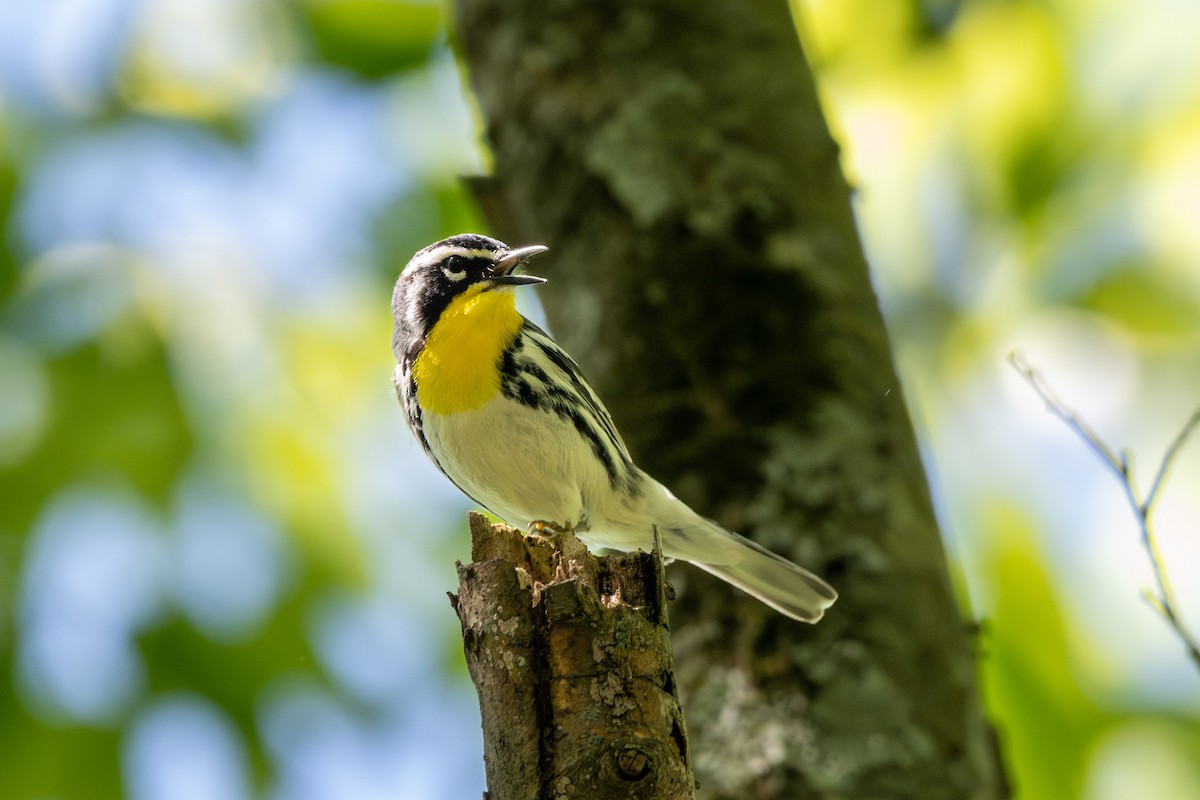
<box><xmin>421</xmin><ymin>394</ymin><xmax>613</xmax><ymax>531</ymax></box>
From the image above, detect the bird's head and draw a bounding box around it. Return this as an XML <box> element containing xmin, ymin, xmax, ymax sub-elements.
<box><xmin>392</xmin><ymin>234</ymin><xmax>548</xmax><ymax>357</ymax></box>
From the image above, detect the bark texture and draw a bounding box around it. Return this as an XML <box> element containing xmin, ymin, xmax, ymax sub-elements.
<box><xmin>451</xmin><ymin>0</ymin><xmax>1008</xmax><ymax>797</ymax></box>
<box><xmin>452</xmin><ymin>512</ymin><xmax>695</xmax><ymax>800</ymax></box>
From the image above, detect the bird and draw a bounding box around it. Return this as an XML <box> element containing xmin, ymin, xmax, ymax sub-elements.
<box><xmin>391</xmin><ymin>233</ymin><xmax>837</xmax><ymax>622</ymax></box>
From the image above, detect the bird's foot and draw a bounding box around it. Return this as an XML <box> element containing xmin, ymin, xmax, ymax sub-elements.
<box><xmin>527</xmin><ymin>519</ymin><xmax>572</xmax><ymax>538</ymax></box>
<box><xmin>527</xmin><ymin>518</ymin><xmax>589</xmax><ymax>538</ymax></box>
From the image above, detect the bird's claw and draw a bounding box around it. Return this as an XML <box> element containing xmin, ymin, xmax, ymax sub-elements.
<box><xmin>527</xmin><ymin>519</ymin><xmax>573</xmax><ymax>538</ymax></box>
<box><xmin>527</xmin><ymin>518</ymin><xmax>589</xmax><ymax>538</ymax></box>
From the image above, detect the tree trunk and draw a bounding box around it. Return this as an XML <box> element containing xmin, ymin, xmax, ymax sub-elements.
<box><xmin>451</xmin><ymin>0</ymin><xmax>1009</xmax><ymax>797</ymax></box>
<box><xmin>452</xmin><ymin>513</ymin><xmax>695</xmax><ymax>799</ymax></box>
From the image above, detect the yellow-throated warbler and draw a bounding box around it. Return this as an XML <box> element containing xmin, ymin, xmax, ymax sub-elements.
<box><xmin>392</xmin><ymin>234</ymin><xmax>837</xmax><ymax>622</ymax></box>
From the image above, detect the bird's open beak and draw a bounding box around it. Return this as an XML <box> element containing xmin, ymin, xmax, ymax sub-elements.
<box><xmin>490</xmin><ymin>244</ymin><xmax>549</xmax><ymax>286</ymax></box>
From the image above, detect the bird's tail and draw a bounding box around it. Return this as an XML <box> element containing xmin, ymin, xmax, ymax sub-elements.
<box><xmin>681</xmin><ymin>526</ymin><xmax>837</xmax><ymax>623</ymax></box>
<box><xmin>645</xmin><ymin>487</ymin><xmax>837</xmax><ymax>623</ymax></box>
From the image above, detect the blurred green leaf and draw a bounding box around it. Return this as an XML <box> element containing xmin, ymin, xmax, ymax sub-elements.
<box><xmin>0</xmin><ymin>165</ymin><xmax>18</xmax><ymax>304</ymax></box>
<box><xmin>0</xmin><ymin>707</ymin><xmax>123</xmax><ymax>800</ymax></box>
<box><xmin>373</xmin><ymin>181</ymin><xmax>486</xmax><ymax>281</ymax></box>
<box><xmin>0</xmin><ymin>332</ymin><xmax>191</xmax><ymax>535</ymax></box>
<box><xmin>298</xmin><ymin>0</ymin><xmax>443</xmax><ymax>79</ymax></box>
<box><xmin>1080</xmin><ymin>267</ymin><xmax>1200</xmax><ymax>336</ymax></box>
<box><xmin>1006</xmin><ymin>132</ymin><xmax>1079</xmax><ymax>218</ymax></box>
<box><xmin>138</xmin><ymin>584</ymin><xmax>324</xmax><ymax>787</ymax></box>
<box><xmin>979</xmin><ymin>505</ymin><xmax>1113</xmax><ymax>800</ymax></box>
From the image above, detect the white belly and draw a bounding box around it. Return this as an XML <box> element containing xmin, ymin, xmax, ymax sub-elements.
<box><xmin>421</xmin><ymin>394</ymin><xmax>615</xmax><ymax>530</ymax></box>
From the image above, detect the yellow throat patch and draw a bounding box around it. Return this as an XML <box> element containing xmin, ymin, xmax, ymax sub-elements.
<box><xmin>413</xmin><ymin>285</ymin><xmax>523</xmax><ymax>415</ymax></box>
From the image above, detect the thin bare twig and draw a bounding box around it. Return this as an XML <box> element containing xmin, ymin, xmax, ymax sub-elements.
<box><xmin>1145</xmin><ymin>407</ymin><xmax>1200</xmax><ymax>514</ymax></box>
<box><xmin>1009</xmin><ymin>352</ymin><xmax>1200</xmax><ymax>674</ymax></box>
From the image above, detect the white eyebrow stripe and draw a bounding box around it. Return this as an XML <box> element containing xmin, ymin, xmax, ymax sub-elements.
<box><xmin>406</xmin><ymin>245</ymin><xmax>499</xmax><ymax>273</ymax></box>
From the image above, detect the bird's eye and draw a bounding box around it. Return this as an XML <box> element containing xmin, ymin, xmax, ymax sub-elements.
<box><xmin>442</xmin><ymin>256</ymin><xmax>468</xmax><ymax>281</ymax></box>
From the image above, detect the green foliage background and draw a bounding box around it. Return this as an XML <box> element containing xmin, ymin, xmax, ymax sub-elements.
<box><xmin>0</xmin><ymin>0</ymin><xmax>1198</xmax><ymax>797</ymax></box>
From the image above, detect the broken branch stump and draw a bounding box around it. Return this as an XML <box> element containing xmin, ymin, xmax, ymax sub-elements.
<box><xmin>450</xmin><ymin>512</ymin><xmax>695</xmax><ymax>800</ymax></box>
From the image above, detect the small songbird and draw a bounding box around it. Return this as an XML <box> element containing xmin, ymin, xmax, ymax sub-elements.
<box><xmin>391</xmin><ymin>234</ymin><xmax>837</xmax><ymax>622</ymax></box>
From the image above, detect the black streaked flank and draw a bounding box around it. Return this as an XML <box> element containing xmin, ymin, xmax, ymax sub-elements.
<box><xmin>522</xmin><ymin>322</ymin><xmax>630</xmax><ymax>461</ymax></box>
<box><xmin>497</xmin><ymin>324</ymin><xmax>636</xmax><ymax>490</ymax></box>
<box><xmin>530</xmin><ymin>335</ymin><xmax>626</xmax><ymax>457</ymax></box>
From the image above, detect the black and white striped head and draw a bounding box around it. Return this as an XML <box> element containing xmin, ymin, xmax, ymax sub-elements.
<box><xmin>391</xmin><ymin>234</ymin><xmax>548</xmax><ymax>360</ymax></box>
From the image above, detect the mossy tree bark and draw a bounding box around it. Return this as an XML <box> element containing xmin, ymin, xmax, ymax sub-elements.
<box><xmin>451</xmin><ymin>0</ymin><xmax>1009</xmax><ymax>797</ymax></box>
